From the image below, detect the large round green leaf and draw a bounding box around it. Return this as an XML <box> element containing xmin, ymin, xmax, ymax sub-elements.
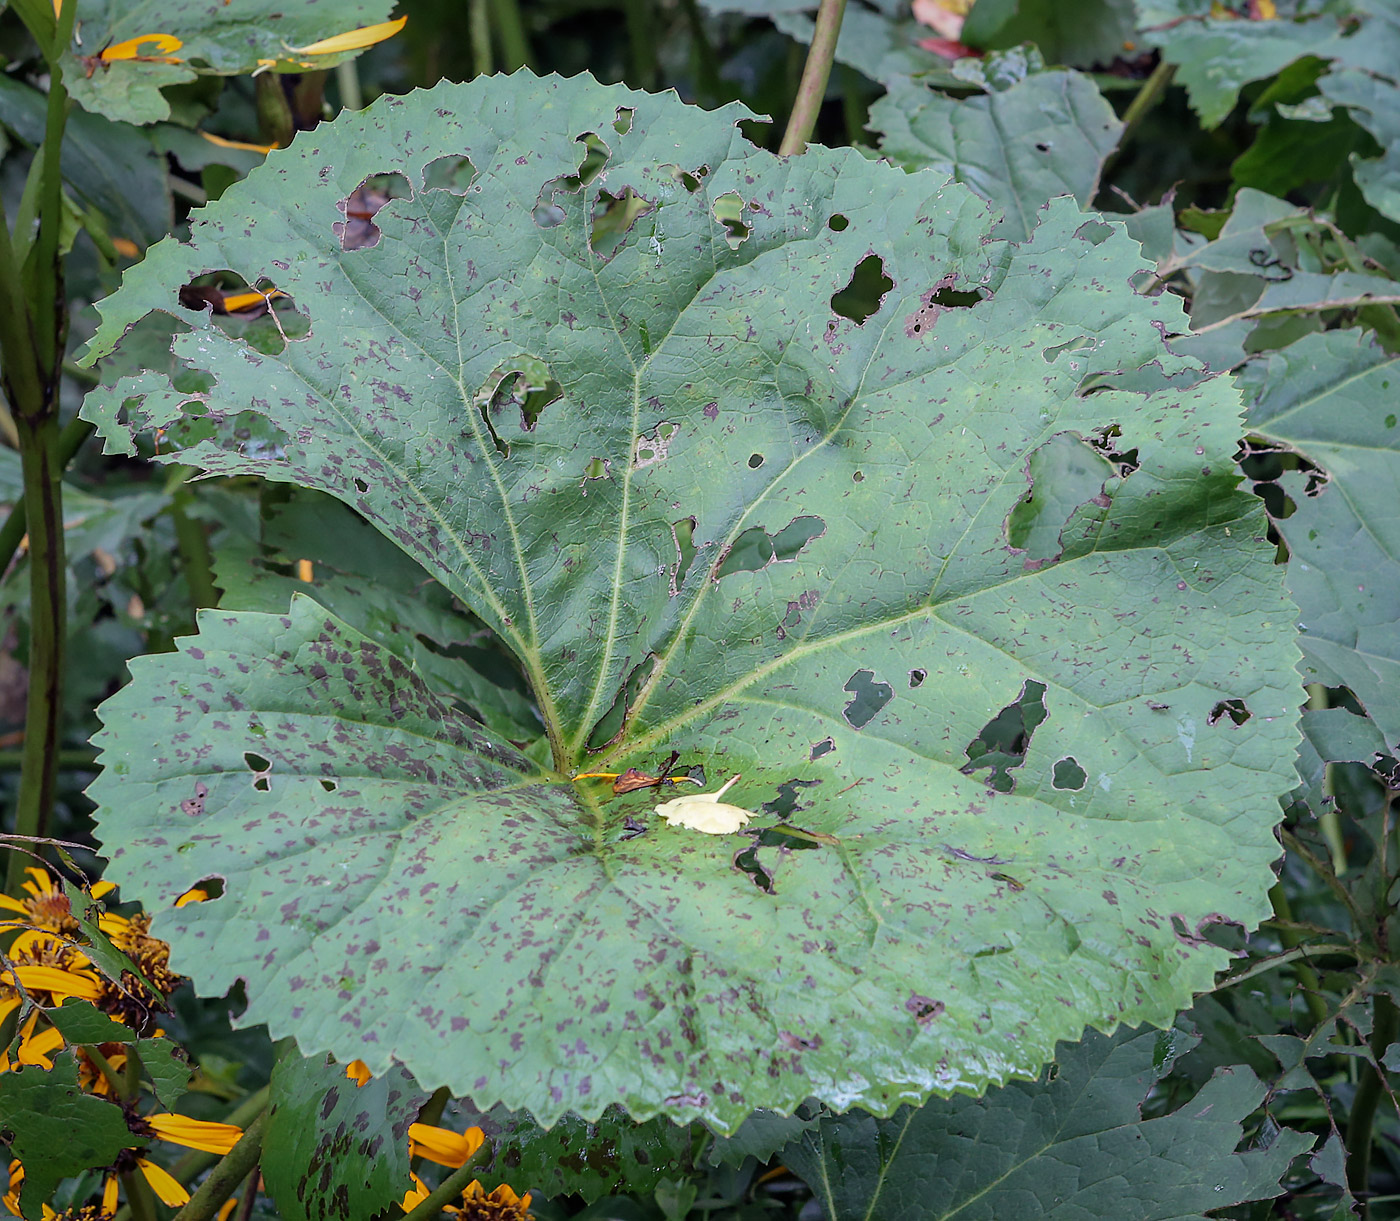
<box><xmin>82</xmin><ymin>72</ymin><xmax>1297</xmax><ymax>1130</ymax></box>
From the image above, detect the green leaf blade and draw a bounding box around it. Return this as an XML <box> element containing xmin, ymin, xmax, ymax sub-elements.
<box><xmin>85</xmin><ymin>73</ymin><xmax>1298</xmax><ymax>1129</ymax></box>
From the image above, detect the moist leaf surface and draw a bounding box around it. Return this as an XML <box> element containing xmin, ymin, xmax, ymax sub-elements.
<box><xmin>84</xmin><ymin>73</ymin><xmax>1297</xmax><ymax>1129</ymax></box>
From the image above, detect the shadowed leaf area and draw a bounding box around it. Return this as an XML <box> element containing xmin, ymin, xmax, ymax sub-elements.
<box><xmin>82</xmin><ymin>72</ymin><xmax>1297</xmax><ymax>1130</ymax></box>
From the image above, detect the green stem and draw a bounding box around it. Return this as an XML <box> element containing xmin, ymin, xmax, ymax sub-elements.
<box><xmin>1268</xmin><ymin>883</ymin><xmax>1330</xmax><ymax>1032</ymax></box>
<box><xmin>25</xmin><ymin>36</ymin><xmax>73</xmax><ymax>381</ymax></box>
<box><xmin>171</xmin><ymin>1110</ymin><xmax>269</xmax><ymax>1221</ymax></box>
<box><xmin>1115</xmin><ymin>58</ymin><xmax>1175</xmax><ymax>153</ymax></box>
<box><xmin>487</xmin><ymin>0</ymin><xmax>533</xmax><ymax>71</ymax></box>
<box><xmin>336</xmin><ymin>59</ymin><xmax>363</xmax><ymax>112</ymax></box>
<box><xmin>623</xmin><ymin>0</ymin><xmax>658</xmax><ymax>91</ymax></box>
<box><xmin>678</xmin><ymin>0</ymin><xmax>723</xmax><ymax>105</ymax></box>
<box><xmin>169</xmin><ymin>477</ymin><xmax>220</xmax><ymax>613</ymax></box>
<box><xmin>1347</xmin><ymin>990</ymin><xmax>1398</xmax><ymax>1208</ymax></box>
<box><xmin>399</xmin><ymin>1145</ymin><xmax>490</xmax><ymax>1221</ymax></box>
<box><xmin>5</xmin><ymin>411</ymin><xmax>66</xmax><ymax>894</ymax></box>
<box><xmin>469</xmin><ymin>0</ymin><xmax>493</xmax><ymax>76</ymax></box>
<box><xmin>0</xmin><ymin>414</ymin><xmax>92</xmax><ymax>578</ymax></box>
<box><xmin>1282</xmin><ymin>828</ymin><xmax>1368</xmax><ymax>936</ymax></box>
<box><xmin>778</xmin><ymin>0</ymin><xmax>847</xmax><ymax>156</ymax></box>
<box><xmin>120</xmin><ymin>1169</ymin><xmax>159</xmax><ymax>1221</ymax></box>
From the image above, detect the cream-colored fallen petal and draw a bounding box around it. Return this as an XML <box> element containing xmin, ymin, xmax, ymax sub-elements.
<box><xmin>655</xmin><ymin>775</ymin><xmax>754</xmax><ymax>834</ymax></box>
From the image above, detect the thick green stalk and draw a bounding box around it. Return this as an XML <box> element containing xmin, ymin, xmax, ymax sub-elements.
<box><xmin>171</xmin><ymin>1110</ymin><xmax>269</xmax><ymax>1221</ymax></box>
<box><xmin>0</xmin><ymin>416</ymin><xmax>92</xmax><ymax>578</ymax></box>
<box><xmin>623</xmin><ymin>0</ymin><xmax>658</xmax><ymax>91</ymax></box>
<box><xmin>487</xmin><ymin>0</ymin><xmax>533</xmax><ymax>70</ymax></box>
<box><xmin>168</xmin><ymin>1087</ymin><xmax>272</xmax><ymax>1186</ymax></box>
<box><xmin>469</xmin><ymin>0</ymin><xmax>493</xmax><ymax>77</ymax></box>
<box><xmin>169</xmin><ymin>480</ymin><xmax>220</xmax><ymax>612</ymax></box>
<box><xmin>1347</xmin><ymin>990</ymin><xmax>1399</xmax><ymax>1209</ymax></box>
<box><xmin>6</xmin><ymin>412</ymin><xmax>66</xmax><ymax>894</ymax></box>
<box><xmin>778</xmin><ymin>0</ymin><xmax>847</xmax><ymax>156</ymax></box>
<box><xmin>1268</xmin><ymin>882</ymin><xmax>1330</xmax><ymax>1032</ymax></box>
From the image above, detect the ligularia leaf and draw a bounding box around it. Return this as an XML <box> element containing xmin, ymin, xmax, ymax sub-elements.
<box><xmin>81</xmin><ymin>72</ymin><xmax>1298</xmax><ymax>1132</ymax></box>
<box><xmin>655</xmin><ymin>776</ymin><xmax>753</xmax><ymax>834</ymax></box>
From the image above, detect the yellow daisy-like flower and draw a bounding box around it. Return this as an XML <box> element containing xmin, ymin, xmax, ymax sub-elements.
<box><xmin>0</xmin><ymin>941</ymin><xmax>103</xmax><ymax>1024</ymax></box>
<box><xmin>401</xmin><ymin>1173</ymin><xmax>532</xmax><ymax>1220</ymax></box>
<box><xmin>0</xmin><ymin>867</ymin><xmax>110</xmax><ymax>935</ymax></box>
<box><xmin>0</xmin><ymin>1011</ymin><xmax>65</xmax><ymax>1073</ymax></box>
<box><xmin>408</xmin><ymin>1122</ymin><xmax>486</xmax><ymax>1168</ymax></box>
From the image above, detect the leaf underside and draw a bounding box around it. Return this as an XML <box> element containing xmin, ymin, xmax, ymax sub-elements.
<box><xmin>83</xmin><ymin>72</ymin><xmax>1298</xmax><ymax>1130</ymax></box>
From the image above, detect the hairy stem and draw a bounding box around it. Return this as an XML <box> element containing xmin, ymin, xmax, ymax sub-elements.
<box><xmin>0</xmin><ymin>415</ymin><xmax>93</xmax><ymax>578</ymax></box>
<box><xmin>168</xmin><ymin>473</ymin><xmax>220</xmax><ymax>614</ymax></box>
<box><xmin>779</xmin><ymin>0</ymin><xmax>847</xmax><ymax>156</ymax></box>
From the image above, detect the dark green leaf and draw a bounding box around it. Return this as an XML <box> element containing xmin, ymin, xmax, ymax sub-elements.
<box><xmin>45</xmin><ymin>999</ymin><xmax>136</xmax><ymax>1046</ymax></box>
<box><xmin>872</xmin><ymin>68</ymin><xmax>1122</xmax><ymax>243</ymax></box>
<box><xmin>1240</xmin><ymin>329</ymin><xmax>1400</xmax><ymax>747</ymax></box>
<box><xmin>262</xmin><ymin>1053</ymin><xmax>425</xmax><ymax>1221</ymax></box>
<box><xmin>0</xmin><ymin>1052</ymin><xmax>136</xmax><ymax>1221</ymax></box>
<box><xmin>783</xmin><ymin>1026</ymin><xmax>1313</xmax><ymax>1220</ymax></box>
<box><xmin>963</xmin><ymin>0</ymin><xmax>1139</xmax><ymax>69</ymax></box>
<box><xmin>455</xmin><ymin>1103</ymin><xmax>695</xmax><ymax>1204</ymax></box>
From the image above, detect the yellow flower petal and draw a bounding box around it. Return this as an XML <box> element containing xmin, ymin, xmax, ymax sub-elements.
<box><xmin>103</xmin><ymin>1175</ymin><xmax>120</xmax><ymax>1214</ymax></box>
<box><xmin>17</xmin><ymin>1025</ymin><xmax>64</xmax><ymax>1069</ymax></box>
<box><xmin>137</xmin><ymin>1159</ymin><xmax>190</xmax><ymax>1208</ymax></box>
<box><xmin>345</xmin><ymin>1059</ymin><xmax>371</xmax><ymax>1087</ymax></box>
<box><xmin>91</xmin><ymin>880</ymin><xmax>116</xmax><ymax>899</ymax></box>
<box><xmin>4</xmin><ymin>964</ymin><xmax>102</xmax><ymax>1000</ymax></box>
<box><xmin>400</xmin><ymin>1173</ymin><xmax>430</xmax><ymax>1210</ymax></box>
<box><xmin>146</xmin><ymin>1113</ymin><xmax>243</xmax><ymax>1155</ymax></box>
<box><xmin>100</xmin><ymin>33</ymin><xmax>184</xmax><ymax>61</ymax></box>
<box><xmin>407</xmin><ymin>1122</ymin><xmax>485</xmax><ymax>1168</ymax></box>
<box><xmin>287</xmin><ymin>15</ymin><xmax>406</xmax><ymax>56</ymax></box>
<box><xmin>174</xmin><ymin>886</ymin><xmax>209</xmax><ymax>908</ymax></box>
<box><xmin>200</xmin><ymin>132</ymin><xmax>278</xmax><ymax>156</ymax></box>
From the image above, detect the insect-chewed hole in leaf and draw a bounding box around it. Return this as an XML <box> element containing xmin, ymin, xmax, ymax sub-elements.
<box><xmin>1074</xmin><ymin>218</ymin><xmax>1114</xmax><ymax>245</ymax></box>
<box><xmin>335</xmin><ymin>172</ymin><xmax>411</xmax><ymax>250</ymax></box>
<box><xmin>747</xmin><ymin>453</ymin><xmax>764</xmax><ymax>469</ymax></box>
<box><xmin>828</xmin><ymin>213</ymin><xmax>849</xmax><ymax>232</ymax></box>
<box><xmin>243</xmin><ymin>751</ymin><xmax>272</xmax><ymax>792</ymax></box>
<box><xmin>420</xmin><ymin>153</ymin><xmax>477</xmax><ymax>195</ymax></box>
<box><xmin>1042</xmin><ymin>334</ymin><xmax>1095</xmax><ymax>364</ymax></box>
<box><xmin>1006</xmin><ymin>432</ymin><xmax>1119</xmax><ymax>565</ymax></box>
<box><xmin>1208</xmin><ymin>698</ymin><xmax>1252</xmax><ymax>727</ymax></box>
<box><xmin>182</xmin><ymin>876</ymin><xmax>225</xmax><ymax>901</ymax></box>
<box><xmin>481</xmin><ymin>361</ymin><xmax>561</xmax><ymax>438</ymax></box>
<box><xmin>633</xmin><ymin>421</ymin><xmax>677</xmax><ymax>469</ymax></box>
<box><xmin>178</xmin><ymin>273</ymin><xmax>310</xmax><ymax>355</ymax></box>
<box><xmin>909</xmin><ymin>668</ymin><xmax>927</xmax><ymax>688</ymax></box>
<box><xmin>1088</xmin><ymin>423</ymin><xmax>1140</xmax><ymax>476</ymax></box>
<box><xmin>842</xmin><ymin>669</ymin><xmax>893</xmax><ymax>730</ymax></box>
<box><xmin>714</xmin><ymin>515</ymin><xmax>824</xmax><ymax>579</ymax></box>
<box><xmin>319</xmin><ymin>778</ymin><xmax>338</xmax><ymax>792</ymax></box>
<box><xmin>905</xmin><ymin>993</ymin><xmax>944</xmax><ymax>1025</ymax></box>
<box><xmin>668</xmin><ymin>516</ymin><xmax>696</xmax><ymax>596</ymax></box>
<box><xmin>763</xmin><ymin>778</ymin><xmax>822</xmax><ymax>820</ymax></box>
<box><xmin>852</xmin><ymin>470</ymin><xmax>864</xmax><ymax>483</ymax></box>
<box><xmin>736</xmin><ymin>117</ymin><xmax>772</xmax><ymax>147</ymax></box>
<box><xmin>533</xmin><ymin>131</ymin><xmax>612</xmax><ymax>228</ymax></box>
<box><xmin>1239</xmin><ymin>435</ymin><xmax>1329</xmax><ymax>523</ymax></box>
<box><xmin>732</xmin><ymin>843</ymin><xmax>775</xmax><ymax>893</ymax></box>
<box><xmin>961</xmin><ymin>680</ymin><xmax>1048</xmax><ymax>792</ymax></box>
<box><xmin>353</xmin><ymin>477</ymin><xmax>369</xmax><ymax>494</ymax></box>
<box><xmin>590</xmin><ymin>187</ymin><xmax>656</xmax><ymax>259</ymax></box>
<box><xmin>586</xmin><ymin>653</ymin><xmax>658</xmax><ymax>750</ymax></box>
<box><xmin>903</xmin><ymin>274</ymin><xmax>985</xmax><ymax>337</ymax></box>
<box><xmin>613</xmin><ymin>105</ymin><xmax>635</xmax><ymax>135</ymax></box>
<box><xmin>810</xmin><ymin>737</ymin><xmax>836</xmax><ymax>761</ymax></box>
<box><xmin>1052</xmin><ymin>756</ymin><xmax>1087</xmax><ymax>790</ymax></box>
<box><xmin>673</xmin><ymin>163</ymin><xmax>707</xmax><ymax>193</ymax></box>
<box><xmin>830</xmin><ymin>254</ymin><xmax>893</xmax><ymax>326</ymax></box>
<box><xmin>582</xmin><ymin>457</ymin><xmax>611</xmax><ymax>482</ymax></box>
<box><xmin>712</xmin><ymin>191</ymin><xmax>750</xmax><ymax>249</ymax></box>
